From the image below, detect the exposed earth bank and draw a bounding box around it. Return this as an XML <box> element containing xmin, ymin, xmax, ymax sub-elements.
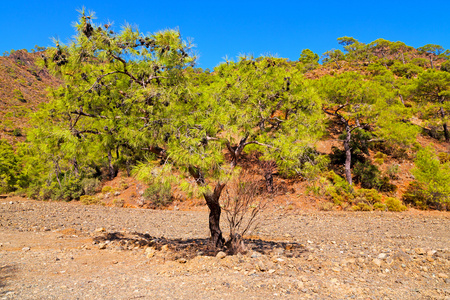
<box><xmin>1</xmin><ymin>197</ymin><xmax>449</xmax><ymax>299</ymax></box>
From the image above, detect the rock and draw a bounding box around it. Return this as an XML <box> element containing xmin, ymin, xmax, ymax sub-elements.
<box><xmin>161</xmin><ymin>245</ymin><xmax>169</xmax><ymax>252</ymax></box>
<box><xmin>216</xmin><ymin>251</ymin><xmax>227</xmax><ymax>259</ymax></box>
<box><xmin>177</xmin><ymin>258</ymin><xmax>187</xmax><ymax>264</ymax></box>
<box><xmin>438</xmin><ymin>273</ymin><xmax>448</xmax><ymax>279</ymax></box>
<box><xmin>378</xmin><ymin>253</ymin><xmax>388</xmax><ymax>260</ymax></box>
<box><xmin>22</xmin><ymin>247</ymin><xmax>30</xmax><ymax>251</ymax></box>
<box><xmin>268</xmin><ymin>269</ymin><xmax>276</xmax><ymax>274</ymax></box>
<box><xmin>145</xmin><ymin>247</ymin><xmax>156</xmax><ymax>258</ymax></box>
<box><xmin>296</xmin><ymin>281</ymin><xmax>304</xmax><ymax>289</ymax></box>
<box><xmin>95</xmin><ymin>227</ymin><xmax>106</xmax><ymax>233</ymax></box>
<box><xmin>250</xmin><ymin>251</ymin><xmax>262</xmax><ymax>258</ymax></box>
<box><xmin>372</xmin><ymin>258</ymin><xmax>382</xmax><ymax>267</ymax></box>
<box><xmin>393</xmin><ymin>250</ymin><xmax>412</xmax><ymax>262</ymax></box>
<box><xmin>114</xmin><ymin>191</ymin><xmax>121</xmax><ymax>196</ymax></box>
<box><xmin>273</xmin><ymin>248</ymin><xmax>284</xmax><ymax>256</ymax></box>
<box><xmin>427</xmin><ymin>250</ymin><xmax>437</xmax><ymax>257</ymax></box>
<box><xmin>414</xmin><ymin>248</ymin><xmax>426</xmax><ymax>255</ymax></box>
<box><xmin>332</xmin><ymin>267</ymin><xmax>341</xmax><ymax>272</ymax></box>
<box><xmin>98</xmin><ymin>243</ymin><xmax>107</xmax><ymax>250</ymax></box>
<box><xmin>256</xmin><ymin>261</ymin><xmax>267</xmax><ymax>272</ymax></box>
<box><xmin>285</xmin><ymin>244</ymin><xmax>293</xmax><ymax>250</ymax></box>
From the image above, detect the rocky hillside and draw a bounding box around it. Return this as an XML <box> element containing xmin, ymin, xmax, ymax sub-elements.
<box><xmin>0</xmin><ymin>50</ymin><xmax>61</xmax><ymax>144</ymax></box>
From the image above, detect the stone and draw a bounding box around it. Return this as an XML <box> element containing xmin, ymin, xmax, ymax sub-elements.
<box><xmin>414</xmin><ymin>248</ymin><xmax>426</xmax><ymax>255</ymax></box>
<box><xmin>438</xmin><ymin>273</ymin><xmax>448</xmax><ymax>279</ymax></box>
<box><xmin>372</xmin><ymin>258</ymin><xmax>382</xmax><ymax>267</ymax></box>
<box><xmin>95</xmin><ymin>227</ymin><xmax>106</xmax><ymax>233</ymax></box>
<box><xmin>378</xmin><ymin>253</ymin><xmax>388</xmax><ymax>260</ymax></box>
<box><xmin>216</xmin><ymin>251</ymin><xmax>227</xmax><ymax>259</ymax></box>
<box><xmin>256</xmin><ymin>261</ymin><xmax>267</xmax><ymax>272</ymax></box>
<box><xmin>427</xmin><ymin>250</ymin><xmax>437</xmax><ymax>257</ymax></box>
<box><xmin>161</xmin><ymin>245</ymin><xmax>169</xmax><ymax>252</ymax></box>
<box><xmin>22</xmin><ymin>247</ymin><xmax>30</xmax><ymax>252</ymax></box>
<box><xmin>98</xmin><ymin>243</ymin><xmax>107</xmax><ymax>249</ymax></box>
<box><xmin>145</xmin><ymin>247</ymin><xmax>156</xmax><ymax>258</ymax></box>
<box><xmin>250</xmin><ymin>251</ymin><xmax>262</xmax><ymax>258</ymax></box>
<box><xmin>177</xmin><ymin>258</ymin><xmax>187</xmax><ymax>264</ymax></box>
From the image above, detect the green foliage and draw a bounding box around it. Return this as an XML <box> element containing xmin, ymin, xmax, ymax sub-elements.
<box><xmin>143</xmin><ymin>182</ymin><xmax>173</xmax><ymax>207</ymax></box>
<box><xmin>13</xmin><ymin>89</ymin><xmax>26</xmax><ymax>103</ymax></box>
<box><xmin>0</xmin><ymin>140</ymin><xmax>28</xmax><ymax>193</ymax></box>
<box><xmin>410</xmin><ymin>147</ymin><xmax>450</xmax><ymax>209</ymax></box>
<box><xmin>402</xmin><ymin>181</ymin><xmax>432</xmax><ymax>210</ymax></box>
<box><xmin>385</xmin><ymin>197</ymin><xmax>407</xmax><ymax>211</ymax></box>
<box><xmin>80</xmin><ymin>195</ymin><xmax>101</xmax><ymax>205</ymax></box>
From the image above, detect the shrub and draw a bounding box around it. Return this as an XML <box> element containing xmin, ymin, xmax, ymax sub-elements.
<box><xmin>385</xmin><ymin>197</ymin><xmax>407</xmax><ymax>212</ymax></box>
<box><xmin>101</xmin><ymin>185</ymin><xmax>113</xmax><ymax>193</ymax></box>
<box><xmin>373</xmin><ymin>202</ymin><xmax>387</xmax><ymax>211</ymax></box>
<box><xmin>354</xmin><ymin>188</ymin><xmax>382</xmax><ymax>204</ymax></box>
<box><xmin>81</xmin><ymin>177</ymin><xmax>100</xmax><ymax>195</ymax></box>
<box><xmin>351</xmin><ymin>203</ymin><xmax>372</xmax><ymax>211</ymax></box>
<box><xmin>80</xmin><ymin>195</ymin><xmax>100</xmax><ymax>205</ymax></box>
<box><xmin>386</xmin><ymin>164</ymin><xmax>400</xmax><ymax>179</ymax></box>
<box><xmin>143</xmin><ymin>182</ymin><xmax>172</xmax><ymax>207</ymax></box>
<box><xmin>402</xmin><ymin>181</ymin><xmax>447</xmax><ymax>210</ymax></box>
<box><xmin>411</xmin><ymin>147</ymin><xmax>450</xmax><ymax>209</ymax></box>
<box><xmin>353</xmin><ymin>161</ymin><xmax>396</xmax><ymax>192</ymax></box>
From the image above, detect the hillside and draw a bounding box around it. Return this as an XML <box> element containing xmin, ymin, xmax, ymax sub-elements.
<box><xmin>0</xmin><ymin>50</ymin><xmax>61</xmax><ymax>144</ymax></box>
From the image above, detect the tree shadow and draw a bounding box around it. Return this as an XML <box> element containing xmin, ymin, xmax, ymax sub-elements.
<box><xmin>0</xmin><ymin>264</ymin><xmax>16</xmax><ymax>296</ymax></box>
<box><xmin>93</xmin><ymin>231</ymin><xmax>307</xmax><ymax>260</ymax></box>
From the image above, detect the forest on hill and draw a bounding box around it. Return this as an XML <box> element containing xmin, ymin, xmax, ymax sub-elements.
<box><xmin>1</xmin><ymin>11</ymin><xmax>449</xmax><ymax>246</ymax></box>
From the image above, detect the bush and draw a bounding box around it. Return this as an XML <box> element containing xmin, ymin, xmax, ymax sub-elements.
<box><xmin>373</xmin><ymin>202</ymin><xmax>387</xmax><ymax>211</ymax></box>
<box><xmin>402</xmin><ymin>181</ymin><xmax>447</xmax><ymax>210</ymax></box>
<box><xmin>351</xmin><ymin>203</ymin><xmax>372</xmax><ymax>211</ymax></box>
<box><xmin>411</xmin><ymin>147</ymin><xmax>450</xmax><ymax>209</ymax></box>
<box><xmin>101</xmin><ymin>185</ymin><xmax>113</xmax><ymax>193</ymax></box>
<box><xmin>385</xmin><ymin>197</ymin><xmax>407</xmax><ymax>212</ymax></box>
<box><xmin>0</xmin><ymin>139</ymin><xmax>28</xmax><ymax>193</ymax></box>
<box><xmin>143</xmin><ymin>182</ymin><xmax>173</xmax><ymax>207</ymax></box>
<box><xmin>354</xmin><ymin>188</ymin><xmax>382</xmax><ymax>204</ymax></box>
<box><xmin>81</xmin><ymin>177</ymin><xmax>101</xmax><ymax>195</ymax></box>
<box><xmin>80</xmin><ymin>195</ymin><xmax>101</xmax><ymax>205</ymax></box>
<box><xmin>353</xmin><ymin>161</ymin><xmax>396</xmax><ymax>192</ymax></box>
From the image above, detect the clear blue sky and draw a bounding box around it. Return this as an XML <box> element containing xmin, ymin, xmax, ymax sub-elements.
<box><xmin>1</xmin><ymin>1</ymin><xmax>449</xmax><ymax>69</ymax></box>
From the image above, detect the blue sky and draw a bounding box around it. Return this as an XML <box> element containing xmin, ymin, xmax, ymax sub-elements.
<box><xmin>1</xmin><ymin>1</ymin><xmax>449</xmax><ymax>69</ymax></box>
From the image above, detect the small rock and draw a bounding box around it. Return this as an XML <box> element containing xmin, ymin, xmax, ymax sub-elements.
<box><xmin>161</xmin><ymin>245</ymin><xmax>169</xmax><ymax>252</ymax></box>
<box><xmin>177</xmin><ymin>258</ymin><xmax>187</xmax><ymax>264</ymax></box>
<box><xmin>372</xmin><ymin>258</ymin><xmax>382</xmax><ymax>267</ymax></box>
<box><xmin>285</xmin><ymin>244</ymin><xmax>293</xmax><ymax>250</ymax></box>
<box><xmin>427</xmin><ymin>250</ymin><xmax>437</xmax><ymax>257</ymax></box>
<box><xmin>250</xmin><ymin>251</ymin><xmax>262</xmax><ymax>258</ymax></box>
<box><xmin>332</xmin><ymin>267</ymin><xmax>341</xmax><ymax>272</ymax></box>
<box><xmin>95</xmin><ymin>228</ymin><xmax>106</xmax><ymax>233</ymax></box>
<box><xmin>256</xmin><ymin>261</ymin><xmax>267</xmax><ymax>272</ymax></box>
<box><xmin>426</xmin><ymin>256</ymin><xmax>434</xmax><ymax>262</ymax></box>
<box><xmin>268</xmin><ymin>269</ymin><xmax>276</xmax><ymax>274</ymax></box>
<box><xmin>438</xmin><ymin>273</ymin><xmax>448</xmax><ymax>279</ymax></box>
<box><xmin>145</xmin><ymin>247</ymin><xmax>156</xmax><ymax>258</ymax></box>
<box><xmin>98</xmin><ymin>243</ymin><xmax>107</xmax><ymax>250</ymax></box>
<box><xmin>114</xmin><ymin>191</ymin><xmax>121</xmax><ymax>196</ymax></box>
<box><xmin>378</xmin><ymin>253</ymin><xmax>388</xmax><ymax>260</ymax></box>
<box><xmin>22</xmin><ymin>247</ymin><xmax>30</xmax><ymax>252</ymax></box>
<box><xmin>296</xmin><ymin>281</ymin><xmax>304</xmax><ymax>289</ymax></box>
<box><xmin>414</xmin><ymin>248</ymin><xmax>426</xmax><ymax>255</ymax></box>
<box><xmin>216</xmin><ymin>251</ymin><xmax>227</xmax><ymax>259</ymax></box>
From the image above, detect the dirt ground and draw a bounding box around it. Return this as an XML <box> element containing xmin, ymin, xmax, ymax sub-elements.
<box><xmin>1</xmin><ymin>197</ymin><xmax>449</xmax><ymax>299</ymax></box>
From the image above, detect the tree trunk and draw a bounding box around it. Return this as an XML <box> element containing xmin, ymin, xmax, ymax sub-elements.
<box><xmin>440</xmin><ymin>106</ymin><xmax>449</xmax><ymax>142</ymax></box>
<box><xmin>108</xmin><ymin>149</ymin><xmax>115</xmax><ymax>180</ymax></box>
<box><xmin>429</xmin><ymin>56</ymin><xmax>434</xmax><ymax>69</ymax></box>
<box><xmin>73</xmin><ymin>157</ymin><xmax>79</xmax><ymax>176</ymax></box>
<box><xmin>204</xmin><ymin>183</ymin><xmax>226</xmax><ymax>248</ymax></box>
<box><xmin>344</xmin><ymin>125</ymin><xmax>353</xmax><ymax>186</ymax></box>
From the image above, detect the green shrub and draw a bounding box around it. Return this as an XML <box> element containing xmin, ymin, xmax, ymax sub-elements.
<box><xmin>0</xmin><ymin>139</ymin><xmax>28</xmax><ymax>193</ymax></box>
<box><xmin>353</xmin><ymin>161</ymin><xmax>396</xmax><ymax>192</ymax></box>
<box><xmin>351</xmin><ymin>203</ymin><xmax>372</xmax><ymax>211</ymax></box>
<box><xmin>402</xmin><ymin>181</ymin><xmax>447</xmax><ymax>210</ymax></box>
<box><xmin>143</xmin><ymin>181</ymin><xmax>173</xmax><ymax>207</ymax></box>
<box><xmin>411</xmin><ymin>147</ymin><xmax>450</xmax><ymax>210</ymax></box>
<box><xmin>385</xmin><ymin>197</ymin><xmax>407</xmax><ymax>212</ymax></box>
<box><xmin>354</xmin><ymin>188</ymin><xmax>382</xmax><ymax>204</ymax></box>
<box><xmin>386</xmin><ymin>164</ymin><xmax>400</xmax><ymax>179</ymax></box>
<box><xmin>81</xmin><ymin>177</ymin><xmax>100</xmax><ymax>195</ymax></box>
<box><xmin>373</xmin><ymin>202</ymin><xmax>387</xmax><ymax>211</ymax></box>
<box><xmin>80</xmin><ymin>195</ymin><xmax>100</xmax><ymax>205</ymax></box>
<box><xmin>101</xmin><ymin>185</ymin><xmax>113</xmax><ymax>193</ymax></box>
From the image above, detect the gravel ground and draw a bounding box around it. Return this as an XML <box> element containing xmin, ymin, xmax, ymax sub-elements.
<box><xmin>1</xmin><ymin>197</ymin><xmax>449</xmax><ymax>299</ymax></box>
